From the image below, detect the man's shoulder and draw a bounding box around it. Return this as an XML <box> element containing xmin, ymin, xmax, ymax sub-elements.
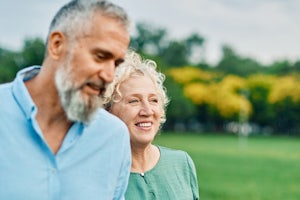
<box><xmin>82</xmin><ymin>109</ymin><xmax>130</xmax><ymax>153</ymax></box>
<box><xmin>0</xmin><ymin>83</ymin><xmax>13</xmax><ymax>116</ymax></box>
<box><xmin>0</xmin><ymin>82</ymin><xmax>15</xmax><ymax>106</ymax></box>
<box><xmin>95</xmin><ymin>109</ymin><xmax>126</xmax><ymax>125</ymax></box>
<box><xmin>88</xmin><ymin>108</ymin><xmax>129</xmax><ymax>135</ymax></box>
<box><xmin>0</xmin><ymin>82</ymin><xmax>12</xmax><ymax>92</ymax></box>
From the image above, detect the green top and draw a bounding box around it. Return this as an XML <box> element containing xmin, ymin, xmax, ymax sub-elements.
<box><xmin>125</xmin><ymin>146</ymin><xmax>199</xmax><ymax>200</ymax></box>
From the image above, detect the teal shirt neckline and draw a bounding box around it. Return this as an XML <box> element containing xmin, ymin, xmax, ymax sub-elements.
<box><xmin>125</xmin><ymin>145</ymin><xmax>199</xmax><ymax>200</ymax></box>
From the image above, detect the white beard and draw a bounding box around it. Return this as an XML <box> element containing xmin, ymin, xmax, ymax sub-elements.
<box><xmin>54</xmin><ymin>58</ymin><xmax>103</xmax><ymax>124</ymax></box>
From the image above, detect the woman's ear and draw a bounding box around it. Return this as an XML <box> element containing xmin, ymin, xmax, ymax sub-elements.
<box><xmin>47</xmin><ymin>31</ymin><xmax>66</xmax><ymax>60</ymax></box>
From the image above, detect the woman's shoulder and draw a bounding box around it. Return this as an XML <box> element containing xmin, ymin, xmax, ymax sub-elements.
<box><xmin>156</xmin><ymin>145</ymin><xmax>196</xmax><ymax>177</ymax></box>
<box><xmin>157</xmin><ymin>145</ymin><xmax>191</xmax><ymax>163</ymax></box>
<box><xmin>158</xmin><ymin>145</ymin><xmax>186</xmax><ymax>154</ymax></box>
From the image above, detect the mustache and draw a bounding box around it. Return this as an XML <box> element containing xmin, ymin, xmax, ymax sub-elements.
<box><xmin>81</xmin><ymin>80</ymin><xmax>107</xmax><ymax>96</ymax></box>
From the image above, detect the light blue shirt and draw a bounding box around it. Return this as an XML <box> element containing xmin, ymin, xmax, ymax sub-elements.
<box><xmin>0</xmin><ymin>66</ymin><xmax>131</xmax><ymax>200</ymax></box>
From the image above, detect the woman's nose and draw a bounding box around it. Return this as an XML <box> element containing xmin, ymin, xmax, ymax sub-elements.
<box><xmin>139</xmin><ymin>102</ymin><xmax>154</xmax><ymax>116</ymax></box>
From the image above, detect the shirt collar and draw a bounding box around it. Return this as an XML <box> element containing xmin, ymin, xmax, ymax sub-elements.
<box><xmin>12</xmin><ymin>66</ymin><xmax>41</xmax><ymax>120</ymax></box>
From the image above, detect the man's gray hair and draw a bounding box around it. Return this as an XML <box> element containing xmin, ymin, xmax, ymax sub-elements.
<box><xmin>47</xmin><ymin>0</ymin><xmax>130</xmax><ymax>45</ymax></box>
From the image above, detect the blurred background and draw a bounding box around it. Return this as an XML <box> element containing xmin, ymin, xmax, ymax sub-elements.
<box><xmin>1</xmin><ymin>0</ymin><xmax>300</xmax><ymax>199</ymax></box>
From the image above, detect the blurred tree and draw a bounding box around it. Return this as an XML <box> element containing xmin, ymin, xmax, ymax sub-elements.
<box><xmin>130</xmin><ymin>22</ymin><xmax>206</xmax><ymax>68</ymax></box>
<box><xmin>0</xmin><ymin>37</ymin><xmax>45</xmax><ymax>83</ymax></box>
<box><xmin>168</xmin><ymin>66</ymin><xmax>216</xmax><ymax>84</ymax></box>
<box><xmin>271</xmin><ymin>98</ymin><xmax>300</xmax><ymax>134</ymax></box>
<box><xmin>268</xmin><ymin>75</ymin><xmax>300</xmax><ymax>134</ymax></box>
<box><xmin>168</xmin><ymin>67</ymin><xmax>252</xmax><ymax>122</ymax></box>
<box><xmin>161</xmin><ymin>40</ymin><xmax>187</xmax><ymax>66</ymax></box>
<box><xmin>291</xmin><ymin>60</ymin><xmax>300</xmax><ymax>73</ymax></box>
<box><xmin>216</xmin><ymin>45</ymin><xmax>263</xmax><ymax>76</ymax></box>
<box><xmin>19</xmin><ymin>37</ymin><xmax>45</xmax><ymax>68</ymax></box>
<box><xmin>130</xmin><ymin>22</ymin><xmax>168</xmax><ymax>55</ymax></box>
<box><xmin>163</xmin><ymin>76</ymin><xmax>197</xmax><ymax>130</ymax></box>
<box><xmin>266</xmin><ymin>60</ymin><xmax>292</xmax><ymax>75</ymax></box>
<box><xmin>0</xmin><ymin>48</ymin><xmax>19</xmax><ymax>83</ymax></box>
<box><xmin>184</xmin><ymin>33</ymin><xmax>205</xmax><ymax>64</ymax></box>
<box><xmin>246</xmin><ymin>74</ymin><xmax>276</xmax><ymax>127</ymax></box>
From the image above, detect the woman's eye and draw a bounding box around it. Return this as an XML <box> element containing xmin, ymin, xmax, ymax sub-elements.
<box><xmin>129</xmin><ymin>99</ymin><xmax>139</xmax><ymax>104</ymax></box>
<box><xmin>150</xmin><ymin>98</ymin><xmax>158</xmax><ymax>103</ymax></box>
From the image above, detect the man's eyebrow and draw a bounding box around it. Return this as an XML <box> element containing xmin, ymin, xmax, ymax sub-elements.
<box><xmin>95</xmin><ymin>49</ymin><xmax>113</xmax><ymax>57</ymax></box>
<box><xmin>93</xmin><ymin>48</ymin><xmax>125</xmax><ymax>66</ymax></box>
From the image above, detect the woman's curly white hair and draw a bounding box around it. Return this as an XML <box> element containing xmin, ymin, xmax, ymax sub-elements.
<box><xmin>103</xmin><ymin>50</ymin><xmax>169</xmax><ymax>125</ymax></box>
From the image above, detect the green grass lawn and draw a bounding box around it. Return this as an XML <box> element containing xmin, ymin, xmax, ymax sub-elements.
<box><xmin>153</xmin><ymin>132</ymin><xmax>300</xmax><ymax>200</ymax></box>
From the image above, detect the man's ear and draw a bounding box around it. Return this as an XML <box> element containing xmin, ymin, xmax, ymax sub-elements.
<box><xmin>47</xmin><ymin>32</ymin><xmax>66</xmax><ymax>60</ymax></box>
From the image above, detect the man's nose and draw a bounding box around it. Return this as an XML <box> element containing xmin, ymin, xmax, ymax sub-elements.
<box><xmin>98</xmin><ymin>61</ymin><xmax>115</xmax><ymax>83</ymax></box>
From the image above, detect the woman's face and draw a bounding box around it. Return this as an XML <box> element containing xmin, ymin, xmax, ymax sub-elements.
<box><xmin>111</xmin><ymin>75</ymin><xmax>163</xmax><ymax>147</ymax></box>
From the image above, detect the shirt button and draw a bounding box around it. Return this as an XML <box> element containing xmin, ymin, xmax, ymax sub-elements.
<box><xmin>51</xmin><ymin>168</ymin><xmax>56</xmax><ymax>174</ymax></box>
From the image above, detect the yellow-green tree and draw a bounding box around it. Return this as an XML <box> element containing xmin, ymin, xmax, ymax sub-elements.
<box><xmin>184</xmin><ymin>75</ymin><xmax>252</xmax><ymax>120</ymax></box>
<box><xmin>168</xmin><ymin>66</ymin><xmax>300</xmax><ymax>134</ymax></box>
<box><xmin>268</xmin><ymin>75</ymin><xmax>300</xmax><ymax>132</ymax></box>
<box><xmin>246</xmin><ymin>74</ymin><xmax>276</xmax><ymax>126</ymax></box>
<box><xmin>168</xmin><ymin>67</ymin><xmax>252</xmax><ymax>123</ymax></box>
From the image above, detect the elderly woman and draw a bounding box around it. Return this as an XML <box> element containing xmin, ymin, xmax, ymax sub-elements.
<box><xmin>103</xmin><ymin>51</ymin><xmax>199</xmax><ymax>200</ymax></box>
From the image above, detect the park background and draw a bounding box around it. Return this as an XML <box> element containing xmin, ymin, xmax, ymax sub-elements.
<box><xmin>1</xmin><ymin>1</ymin><xmax>300</xmax><ymax>199</ymax></box>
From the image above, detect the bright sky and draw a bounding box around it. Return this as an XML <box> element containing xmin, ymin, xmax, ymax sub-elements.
<box><xmin>0</xmin><ymin>0</ymin><xmax>299</xmax><ymax>65</ymax></box>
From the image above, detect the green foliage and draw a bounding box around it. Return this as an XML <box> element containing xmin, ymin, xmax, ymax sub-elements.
<box><xmin>167</xmin><ymin>65</ymin><xmax>300</xmax><ymax>134</ymax></box>
<box><xmin>271</xmin><ymin>97</ymin><xmax>300</xmax><ymax>133</ymax></box>
<box><xmin>130</xmin><ymin>22</ymin><xmax>206</xmax><ymax>67</ymax></box>
<box><xmin>266</xmin><ymin>60</ymin><xmax>293</xmax><ymax>75</ymax></box>
<box><xmin>0</xmin><ymin>48</ymin><xmax>19</xmax><ymax>83</ymax></box>
<box><xmin>246</xmin><ymin>74</ymin><xmax>276</xmax><ymax>126</ymax></box>
<box><xmin>130</xmin><ymin>22</ymin><xmax>168</xmax><ymax>55</ymax></box>
<box><xmin>20</xmin><ymin>37</ymin><xmax>45</xmax><ymax>68</ymax></box>
<box><xmin>154</xmin><ymin>133</ymin><xmax>300</xmax><ymax>200</ymax></box>
<box><xmin>0</xmin><ymin>37</ymin><xmax>45</xmax><ymax>83</ymax></box>
<box><xmin>216</xmin><ymin>45</ymin><xmax>263</xmax><ymax>76</ymax></box>
<box><xmin>185</xmin><ymin>33</ymin><xmax>205</xmax><ymax>54</ymax></box>
<box><xmin>292</xmin><ymin>60</ymin><xmax>300</xmax><ymax>72</ymax></box>
<box><xmin>161</xmin><ymin>41</ymin><xmax>187</xmax><ymax>66</ymax></box>
<box><xmin>163</xmin><ymin>77</ymin><xmax>197</xmax><ymax>130</ymax></box>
